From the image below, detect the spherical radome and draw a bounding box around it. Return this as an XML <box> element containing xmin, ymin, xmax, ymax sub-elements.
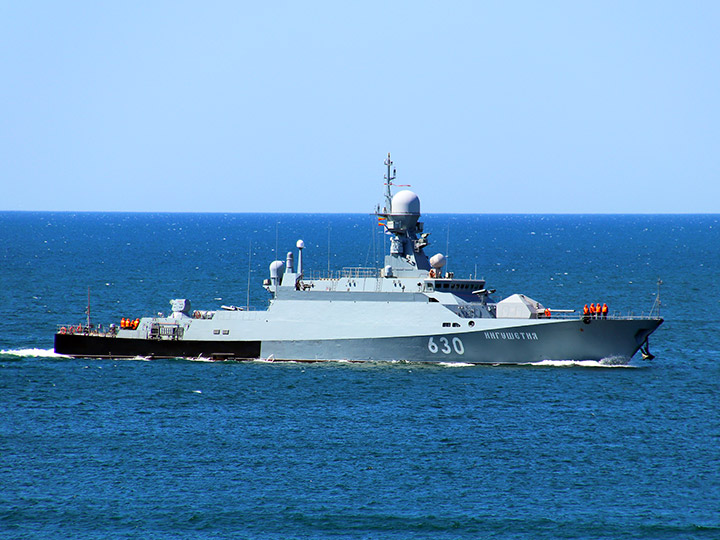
<box><xmin>391</xmin><ymin>190</ymin><xmax>421</xmax><ymax>215</ymax></box>
<box><xmin>429</xmin><ymin>253</ymin><xmax>446</xmax><ymax>269</ymax></box>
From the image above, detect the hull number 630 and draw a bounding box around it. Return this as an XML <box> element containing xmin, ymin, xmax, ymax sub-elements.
<box><xmin>428</xmin><ymin>336</ymin><xmax>465</xmax><ymax>355</ymax></box>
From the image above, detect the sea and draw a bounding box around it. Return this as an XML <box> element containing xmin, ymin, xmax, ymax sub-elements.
<box><xmin>1</xmin><ymin>212</ymin><xmax>719</xmax><ymax>539</ymax></box>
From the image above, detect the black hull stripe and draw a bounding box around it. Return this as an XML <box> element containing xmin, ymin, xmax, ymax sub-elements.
<box><xmin>54</xmin><ymin>334</ymin><xmax>261</xmax><ymax>360</ymax></box>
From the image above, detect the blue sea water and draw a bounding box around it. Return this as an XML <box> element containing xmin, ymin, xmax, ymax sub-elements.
<box><xmin>1</xmin><ymin>211</ymin><xmax>719</xmax><ymax>539</ymax></box>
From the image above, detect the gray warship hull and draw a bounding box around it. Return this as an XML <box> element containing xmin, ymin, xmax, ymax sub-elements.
<box><xmin>55</xmin><ymin>310</ymin><xmax>661</xmax><ymax>364</ymax></box>
<box><xmin>259</xmin><ymin>318</ymin><xmax>662</xmax><ymax>364</ymax></box>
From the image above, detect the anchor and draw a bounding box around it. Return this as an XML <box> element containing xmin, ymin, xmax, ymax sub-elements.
<box><xmin>640</xmin><ymin>339</ymin><xmax>655</xmax><ymax>361</ymax></box>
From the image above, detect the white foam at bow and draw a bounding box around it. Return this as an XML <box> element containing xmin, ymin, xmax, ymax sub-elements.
<box><xmin>0</xmin><ymin>348</ymin><xmax>68</xmax><ymax>358</ymax></box>
<box><xmin>529</xmin><ymin>358</ymin><xmax>637</xmax><ymax>368</ymax></box>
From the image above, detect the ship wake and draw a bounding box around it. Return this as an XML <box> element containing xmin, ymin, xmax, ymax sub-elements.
<box><xmin>0</xmin><ymin>348</ymin><xmax>69</xmax><ymax>359</ymax></box>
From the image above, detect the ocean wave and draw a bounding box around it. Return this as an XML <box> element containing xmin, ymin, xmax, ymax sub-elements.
<box><xmin>527</xmin><ymin>358</ymin><xmax>637</xmax><ymax>368</ymax></box>
<box><xmin>437</xmin><ymin>362</ymin><xmax>476</xmax><ymax>368</ymax></box>
<box><xmin>0</xmin><ymin>348</ymin><xmax>68</xmax><ymax>359</ymax></box>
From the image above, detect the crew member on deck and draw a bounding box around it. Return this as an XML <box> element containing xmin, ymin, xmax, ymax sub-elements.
<box><xmin>602</xmin><ymin>303</ymin><xmax>608</xmax><ymax>319</ymax></box>
<box><xmin>589</xmin><ymin>303</ymin><xmax>595</xmax><ymax>318</ymax></box>
<box><xmin>583</xmin><ymin>304</ymin><xmax>589</xmax><ymax>316</ymax></box>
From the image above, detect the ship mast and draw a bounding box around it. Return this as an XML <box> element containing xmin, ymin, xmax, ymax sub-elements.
<box><xmin>384</xmin><ymin>153</ymin><xmax>395</xmax><ymax>213</ymax></box>
<box><xmin>86</xmin><ymin>286</ymin><xmax>91</xmax><ymax>329</ymax></box>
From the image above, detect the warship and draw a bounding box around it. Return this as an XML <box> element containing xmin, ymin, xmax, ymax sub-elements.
<box><xmin>55</xmin><ymin>154</ymin><xmax>663</xmax><ymax>364</ymax></box>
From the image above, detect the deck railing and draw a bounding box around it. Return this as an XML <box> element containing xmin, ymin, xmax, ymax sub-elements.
<box><xmin>56</xmin><ymin>324</ymin><xmax>117</xmax><ymax>336</ymax></box>
<box><xmin>305</xmin><ymin>267</ymin><xmax>380</xmax><ymax>280</ymax></box>
<box><xmin>536</xmin><ymin>311</ymin><xmax>662</xmax><ymax>321</ymax></box>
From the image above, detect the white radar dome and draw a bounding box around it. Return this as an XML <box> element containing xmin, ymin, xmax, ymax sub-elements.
<box><xmin>429</xmin><ymin>253</ymin><xmax>447</xmax><ymax>269</ymax></box>
<box><xmin>391</xmin><ymin>190</ymin><xmax>421</xmax><ymax>215</ymax></box>
<box><xmin>296</xmin><ymin>239</ymin><xmax>305</xmax><ymax>249</ymax></box>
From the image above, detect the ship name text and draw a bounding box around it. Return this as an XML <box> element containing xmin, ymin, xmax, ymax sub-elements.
<box><xmin>483</xmin><ymin>331</ymin><xmax>539</xmax><ymax>341</ymax></box>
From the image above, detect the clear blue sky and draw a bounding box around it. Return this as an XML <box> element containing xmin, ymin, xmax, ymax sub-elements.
<box><xmin>2</xmin><ymin>1</ymin><xmax>718</xmax><ymax>213</ymax></box>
